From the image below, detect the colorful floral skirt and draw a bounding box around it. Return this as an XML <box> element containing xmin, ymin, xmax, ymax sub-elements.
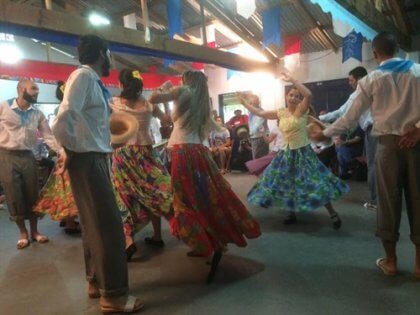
<box><xmin>33</xmin><ymin>169</ymin><xmax>78</xmax><ymax>221</ymax></box>
<box><xmin>112</xmin><ymin>145</ymin><xmax>173</xmax><ymax>237</ymax></box>
<box><xmin>170</xmin><ymin>144</ymin><xmax>261</xmax><ymax>257</ymax></box>
<box><xmin>248</xmin><ymin>145</ymin><xmax>349</xmax><ymax>212</ymax></box>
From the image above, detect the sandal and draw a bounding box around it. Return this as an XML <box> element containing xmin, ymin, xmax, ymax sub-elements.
<box><xmin>330</xmin><ymin>213</ymin><xmax>342</xmax><ymax>230</ymax></box>
<box><xmin>376</xmin><ymin>258</ymin><xmax>397</xmax><ymax>276</ymax></box>
<box><xmin>144</xmin><ymin>237</ymin><xmax>164</xmax><ymax>248</ymax></box>
<box><xmin>100</xmin><ymin>295</ymin><xmax>144</xmax><ymax>314</ymax></box>
<box><xmin>31</xmin><ymin>235</ymin><xmax>49</xmax><ymax>243</ymax></box>
<box><xmin>17</xmin><ymin>239</ymin><xmax>30</xmax><ymax>250</ymax></box>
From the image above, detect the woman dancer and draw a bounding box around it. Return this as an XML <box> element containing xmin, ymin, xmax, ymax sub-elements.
<box><xmin>149</xmin><ymin>70</ymin><xmax>261</xmax><ymax>283</ymax></box>
<box><xmin>112</xmin><ymin>69</ymin><xmax>173</xmax><ymax>261</ymax></box>
<box><xmin>240</xmin><ymin>72</ymin><xmax>348</xmax><ymax>229</ymax></box>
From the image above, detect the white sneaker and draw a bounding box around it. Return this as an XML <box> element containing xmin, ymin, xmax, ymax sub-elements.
<box><xmin>363</xmin><ymin>202</ymin><xmax>377</xmax><ymax>210</ymax></box>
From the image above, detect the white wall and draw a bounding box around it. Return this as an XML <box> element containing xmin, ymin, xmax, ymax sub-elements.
<box><xmin>206</xmin><ymin>42</ymin><xmax>420</xmax><ymax>132</ymax></box>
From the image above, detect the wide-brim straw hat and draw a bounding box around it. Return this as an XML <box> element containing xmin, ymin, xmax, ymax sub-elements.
<box><xmin>234</xmin><ymin>124</ymin><xmax>249</xmax><ymax>138</ymax></box>
<box><xmin>110</xmin><ymin>112</ymin><xmax>139</xmax><ymax>144</ymax></box>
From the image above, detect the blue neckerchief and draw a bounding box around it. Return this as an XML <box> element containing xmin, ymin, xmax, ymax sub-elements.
<box><xmin>97</xmin><ymin>80</ymin><xmax>112</xmax><ymax>111</ymax></box>
<box><xmin>7</xmin><ymin>98</ymin><xmax>35</xmax><ymax>126</ymax></box>
<box><xmin>378</xmin><ymin>60</ymin><xmax>414</xmax><ymax>73</ymax></box>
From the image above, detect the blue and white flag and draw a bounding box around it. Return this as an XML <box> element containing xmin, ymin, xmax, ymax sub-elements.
<box><xmin>167</xmin><ymin>0</ymin><xmax>183</xmax><ymax>39</ymax></box>
<box><xmin>342</xmin><ymin>30</ymin><xmax>363</xmax><ymax>63</ymax></box>
<box><xmin>262</xmin><ymin>7</ymin><xmax>281</xmax><ymax>49</ymax></box>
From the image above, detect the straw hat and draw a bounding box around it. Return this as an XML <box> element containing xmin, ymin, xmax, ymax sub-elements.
<box><xmin>109</xmin><ymin>112</ymin><xmax>139</xmax><ymax>144</ymax></box>
<box><xmin>234</xmin><ymin>124</ymin><xmax>249</xmax><ymax>138</ymax></box>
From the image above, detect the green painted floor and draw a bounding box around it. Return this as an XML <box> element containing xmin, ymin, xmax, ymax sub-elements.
<box><xmin>0</xmin><ymin>173</ymin><xmax>418</xmax><ymax>315</ymax></box>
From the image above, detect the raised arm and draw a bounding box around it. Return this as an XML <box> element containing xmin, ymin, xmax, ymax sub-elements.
<box><xmin>148</xmin><ymin>86</ymin><xmax>181</xmax><ymax>104</ymax></box>
<box><xmin>237</xmin><ymin>92</ymin><xmax>277</xmax><ymax>120</ymax></box>
<box><xmin>280</xmin><ymin>72</ymin><xmax>312</xmax><ymax>117</ymax></box>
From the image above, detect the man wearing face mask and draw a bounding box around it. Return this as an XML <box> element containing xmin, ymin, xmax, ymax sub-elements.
<box><xmin>52</xmin><ymin>35</ymin><xmax>143</xmax><ymax>313</ymax></box>
<box><xmin>0</xmin><ymin>80</ymin><xmax>63</xmax><ymax>249</ymax></box>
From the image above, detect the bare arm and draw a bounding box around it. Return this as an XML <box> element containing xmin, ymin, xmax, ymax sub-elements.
<box><xmin>280</xmin><ymin>72</ymin><xmax>312</xmax><ymax>117</ymax></box>
<box><xmin>237</xmin><ymin>92</ymin><xmax>277</xmax><ymax>120</ymax></box>
<box><xmin>148</xmin><ymin>87</ymin><xmax>181</xmax><ymax>104</ymax></box>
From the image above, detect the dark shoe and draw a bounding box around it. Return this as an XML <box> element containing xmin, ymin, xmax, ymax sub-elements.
<box><xmin>126</xmin><ymin>244</ymin><xmax>137</xmax><ymax>262</ymax></box>
<box><xmin>331</xmin><ymin>213</ymin><xmax>342</xmax><ymax>230</ymax></box>
<box><xmin>207</xmin><ymin>251</ymin><xmax>223</xmax><ymax>284</ymax></box>
<box><xmin>283</xmin><ymin>213</ymin><xmax>297</xmax><ymax>225</ymax></box>
<box><xmin>64</xmin><ymin>227</ymin><xmax>81</xmax><ymax>235</ymax></box>
<box><xmin>144</xmin><ymin>237</ymin><xmax>165</xmax><ymax>248</ymax></box>
<box><xmin>187</xmin><ymin>251</ymin><xmax>206</xmax><ymax>257</ymax></box>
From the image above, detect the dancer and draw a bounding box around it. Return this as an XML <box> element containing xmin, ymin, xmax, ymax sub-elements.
<box><xmin>53</xmin><ymin>35</ymin><xmax>143</xmax><ymax>313</ymax></box>
<box><xmin>34</xmin><ymin>82</ymin><xmax>80</xmax><ymax>235</ymax></box>
<box><xmin>149</xmin><ymin>70</ymin><xmax>261</xmax><ymax>283</ymax></box>
<box><xmin>0</xmin><ymin>80</ymin><xmax>62</xmax><ymax>249</ymax></box>
<box><xmin>314</xmin><ymin>32</ymin><xmax>420</xmax><ymax>278</ymax></box>
<box><xmin>240</xmin><ymin>72</ymin><xmax>349</xmax><ymax>229</ymax></box>
<box><xmin>111</xmin><ymin>69</ymin><xmax>173</xmax><ymax>261</ymax></box>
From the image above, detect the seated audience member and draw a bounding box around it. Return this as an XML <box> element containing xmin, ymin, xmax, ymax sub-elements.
<box><xmin>210</xmin><ymin>116</ymin><xmax>231</xmax><ymax>174</ymax></box>
<box><xmin>226</xmin><ymin>109</ymin><xmax>248</xmax><ymax>130</ymax></box>
<box><xmin>230</xmin><ymin>125</ymin><xmax>252</xmax><ymax>171</ymax></box>
<box><xmin>335</xmin><ymin>126</ymin><xmax>365</xmax><ymax>179</ymax></box>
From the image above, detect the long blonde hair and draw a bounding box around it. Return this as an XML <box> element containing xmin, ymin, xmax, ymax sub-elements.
<box><xmin>174</xmin><ymin>70</ymin><xmax>215</xmax><ymax>140</ymax></box>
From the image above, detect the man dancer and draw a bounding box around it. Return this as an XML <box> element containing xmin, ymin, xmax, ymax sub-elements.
<box><xmin>315</xmin><ymin>32</ymin><xmax>420</xmax><ymax>278</ymax></box>
<box><xmin>320</xmin><ymin>67</ymin><xmax>377</xmax><ymax>209</ymax></box>
<box><xmin>53</xmin><ymin>35</ymin><xmax>143</xmax><ymax>313</ymax></box>
<box><xmin>0</xmin><ymin>80</ymin><xmax>61</xmax><ymax>249</ymax></box>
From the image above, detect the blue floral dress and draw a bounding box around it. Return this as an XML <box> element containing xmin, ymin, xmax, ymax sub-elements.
<box><xmin>247</xmin><ymin>109</ymin><xmax>349</xmax><ymax>212</ymax></box>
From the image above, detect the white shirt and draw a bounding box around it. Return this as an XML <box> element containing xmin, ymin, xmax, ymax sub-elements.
<box><xmin>168</xmin><ymin>113</ymin><xmax>210</xmax><ymax>147</ymax></box>
<box><xmin>270</xmin><ymin>127</ymin><xmax>283</xmax><ymax>152</ymax></box>
<box><xmin>249</xmin><ymin>111</ymin><xmax>268</xmax><ymax>138</ymax></box>
<box><xmin>324</xmin><ymin>58</ymin><xmax>420</xmax><ymax>137</ymax></box>
<box><xmin>319</xmin><ymin>90</ymin><xmax>373</xmax><ymax>131</ymax></box>
<box><xmin>52</xmin><ymin>66</ymin><xmax>112</xmax><ymax>153</ymax></box>
<box><xmin>0</xmin><ymin>99</ymin><xmax>60</xmax><ymax>152</ymax></box>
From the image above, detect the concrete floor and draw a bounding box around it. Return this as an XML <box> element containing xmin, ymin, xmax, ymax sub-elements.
<box><xmin>0</xmin><ymin>173</ymin><xmax>419</xmax><ymax>315</ymax></box>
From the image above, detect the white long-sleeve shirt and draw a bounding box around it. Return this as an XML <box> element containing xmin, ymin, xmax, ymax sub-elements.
<box><xmin>319</xmin><ymin>90</ymin><xmax>373</xmax><ymax>131</ymax></box>
<box><xmin>0</xmin><ymin>98</ymin><xmax>60</xmax><ymax>152</ymax></box>
<box><xmin>324</xmin><ymin>58</ymin><xmax>420</xmax><ymax>137</ymax></box>
<box><xmin>52</xmin><ymin>65</ymin><xmax>112</xmax><ymax>153</ymax></box>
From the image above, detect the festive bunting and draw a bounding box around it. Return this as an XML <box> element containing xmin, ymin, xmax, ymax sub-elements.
<box><xmin>332</xmin><ymin>19</ymin><xmax>352</xmax><ymax>38</ymax></box>
<box><xmin>284</xmin><ymin>35</ymin><xmax>301</xmax><ymax>55</ymax></box>
<box><xmin>342</xmin><ymin>30</ymin><xmax>363</xmax><ymax>63</ymax></box>
<box><xmin>310</xmin><ymin>0</ymin><xmax>377</xmax><ymax>40</ymax></box>
<box><xmin>262</xmin><ymin>7</ymin><xmax>282</xmax><ymax>49</ymax></box>
<box><xmin>236</xmin><ymin>0</ymin><xmax>256</xmax><ymax>19</ymax></box>
<box><xmin>166</xmin><ymin>0</ymin><xmax>183</xmax><ymax>39</ymax></box>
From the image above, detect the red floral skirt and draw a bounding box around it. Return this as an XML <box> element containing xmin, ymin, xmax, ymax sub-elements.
<box><xmin>170</xmin><ymin>144</ymin><xmax>261</xmax><ymax>257</ymax></box>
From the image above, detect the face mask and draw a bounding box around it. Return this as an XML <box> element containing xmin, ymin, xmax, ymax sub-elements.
<box><xmin>23</xmin><ymin>90</ymin><xmax>38</xmax><ymax>104</ymax></box>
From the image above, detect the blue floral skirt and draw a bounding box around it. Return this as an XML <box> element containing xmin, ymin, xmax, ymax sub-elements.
<box><xmin>247</xmin><ymin>145</ymin><xmax>349</xmax><ymax>212</ymax></box>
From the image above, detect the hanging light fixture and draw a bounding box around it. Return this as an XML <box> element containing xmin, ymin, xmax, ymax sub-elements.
<box><xmin>89</xmin><ymin>12</ymin><xmax>111</xmax><ymax>26</ymax></box>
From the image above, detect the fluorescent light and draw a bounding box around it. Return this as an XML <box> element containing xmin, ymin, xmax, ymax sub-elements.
<box><xmin>0</xmin><ymin>42</ymin><xmax>23</xmax><ymax>64</ymax></box>
<box><xmin>89</xmin><ymin>12</ymin><xmax>110</xmax><ymax>26</ymax></box>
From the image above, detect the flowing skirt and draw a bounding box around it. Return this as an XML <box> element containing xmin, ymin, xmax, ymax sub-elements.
<box><xmin>248</xmin><ymin>145</ymin><xmax>349</xmax><ymax>212</ymax></box>
<box><xmin>245</xmin><ymin>151</ymin><xmax>277</xmax><ymax>176</ymax></box>
<box><xmin>112</xmin><ymin>145</ymin><xmax>173</xmax><ymax>237</ymax></box>
<box><xmin>170</xmin><ymin>144</ymin><xmax>261</xmax><ymax>257</ymax></box>
<box><xmin>33</xmin><ymin>169</ymin><xmax>78</xmax><ymax>220</ymax></box>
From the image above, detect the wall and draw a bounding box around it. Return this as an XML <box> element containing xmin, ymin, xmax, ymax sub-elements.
<box><xmin>206</xmin><ymin>42</ymin><xmax>420</xmax><ymax>131</ymax></box>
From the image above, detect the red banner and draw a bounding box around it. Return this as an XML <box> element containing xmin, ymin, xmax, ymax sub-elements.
<box><xmin>284</xmin><ymin>35</ymin><xmax>302</xmax><ymax>55</ymax></box>
<box><xmin>0</xmin><ymin>59</ymin><xmax>182</xmax><ymax>89</ymax></box>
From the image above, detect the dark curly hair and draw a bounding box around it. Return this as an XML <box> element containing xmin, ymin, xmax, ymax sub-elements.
<box><xmin>119</xmin><ymin>68</ymin><xmax>144</xmax><ymax>100</ymax></box>
<box><xmin>55</xmin><ymin>80</ymin><xmax>65</xmax><ymax>101</ymax></box>
<box><xmin>78</xmin><ymin>35</ymin><xmax>108</xmax><ymax>65</ymax></box>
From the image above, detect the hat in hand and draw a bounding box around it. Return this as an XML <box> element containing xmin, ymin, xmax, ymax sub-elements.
<box><xmin>110</xmin><ymin>112</ymin><xmax>139</xmax><ymax>144</ymax></box>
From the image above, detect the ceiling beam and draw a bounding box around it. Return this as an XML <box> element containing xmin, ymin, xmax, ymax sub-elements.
<box><xmin>0</xmin><ymin>0</ymin><xmax>275</xmax><ymax>73</ymax></box>
<box><xmin>186</xmin><ymin>0</ymin><xmax>278</xmax><ymax>62</ymax></box>
<box><xmin>334</xmin><ymin>0</ymin><xmax>411</xmax><ymax>51</ymax></box>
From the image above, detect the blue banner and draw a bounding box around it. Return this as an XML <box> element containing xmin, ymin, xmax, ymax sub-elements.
<box><xmin>342</xmin><ymin>30</ymin><xmax>363</xmax><ymax>63</ymax></box>
<box><xmin>167</xmin><ymin>0</ymin><xmax>183</xmax><ymax>39</ymax></box>
<box><xmin>262</xmin><ymin>7</ymin><xmax>281</xmax><ymax>49</ymax></box>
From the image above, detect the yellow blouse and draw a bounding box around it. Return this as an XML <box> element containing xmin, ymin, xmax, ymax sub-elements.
<box><xmin>278</xmin><ymin>108</ymin><xmax>310</xmax><ymax>150</ymax></box>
